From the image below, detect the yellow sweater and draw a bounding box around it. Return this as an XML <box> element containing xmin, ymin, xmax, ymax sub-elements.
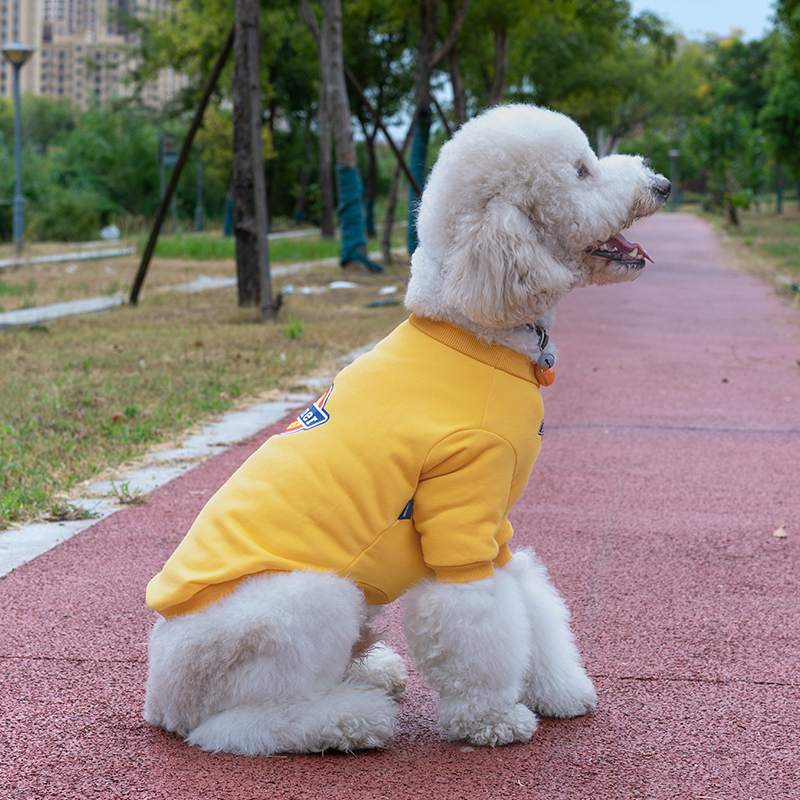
<box><xmin>146</xmin><ymin>315</ymin><xmax>545</xmax><ymax>618</ymax></box>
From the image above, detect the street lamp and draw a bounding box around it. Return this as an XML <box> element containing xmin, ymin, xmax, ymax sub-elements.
<box><xmin>2</xmin><ymin>41</ymin><xmax>36</xmax><ymax>255</ymax></box>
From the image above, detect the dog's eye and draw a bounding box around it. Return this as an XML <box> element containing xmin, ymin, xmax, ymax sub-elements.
<box><xmin>577</xmin><ymin>165</ymin><xmax>589</xmax><ymax>179</ymax></box>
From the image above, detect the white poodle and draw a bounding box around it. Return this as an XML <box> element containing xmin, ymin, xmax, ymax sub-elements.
<box><xmin>144</xmin><ymin>104</ymin><xmax>669</xmax><ymax>755</ymax></box>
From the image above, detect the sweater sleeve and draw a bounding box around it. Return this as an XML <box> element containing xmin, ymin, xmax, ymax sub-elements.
<box><xmin>413</xmin><ymin>429</ymin><xmax>518</xmax><ymax>583</ymax></box>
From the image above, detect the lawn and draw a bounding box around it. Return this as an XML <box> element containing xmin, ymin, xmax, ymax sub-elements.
<box><xmin>0</xmin><ymin>232</ymin><xmax>409</xmax><ymax>528</ymax></box>
<box><xmin>0</xmin><ymin>233</ymin><xmax>358</xmax><ymax>312</ymax></box>
<box><xmin>1</xmin><ymin>206</ymin><xmax>797</xmax><ymax>531</ymax></box>
<box><xmin>151</xmin><ymin>232</ymin><xmax>345</xmax><ymax>264</ymax></box>
<box><xmin>703</xmin><ymin>203</ymin><xmax>800</xmax><ymax>300</ymax></box>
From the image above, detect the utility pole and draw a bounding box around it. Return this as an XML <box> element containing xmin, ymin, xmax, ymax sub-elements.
<box><xmin>1</xmin><ymin>42</ymin><xmax>35</xmax><ymax>256</ymax></box>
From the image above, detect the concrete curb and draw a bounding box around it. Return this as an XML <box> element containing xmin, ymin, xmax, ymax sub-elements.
<box><xmin>0</xmin><ymin>339</ymin><xmax>374</xmax><ymax>577</ymax></box>
<box><xmin>0</xmin><ymin>391</ymin><xmax>316</xmax><ymax>578</ymax></box>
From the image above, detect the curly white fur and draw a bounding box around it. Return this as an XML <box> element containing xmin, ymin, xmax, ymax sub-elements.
<box><xmin>144</xmin><ymin>104</ymin><xmax>667</xmax><ymax>755</ymax></box>
<box><xmin>406</xmin><ymin>104</ymin><xmax>668</xmax><ymax>360</ymax></box>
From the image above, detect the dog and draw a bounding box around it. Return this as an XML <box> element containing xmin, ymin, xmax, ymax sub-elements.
<box><xmin>143</xmin><ymin>104</ymin><xmax>670</xmax><ymax>755</ymax></box>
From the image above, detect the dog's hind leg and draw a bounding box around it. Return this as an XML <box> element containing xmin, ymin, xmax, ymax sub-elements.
<box><xmin>144</xmin><ymin>570</ymin><xmax>398</xmax><ymax>754</ymax></box>
<box><xmin>504</xmin><ymin>550</ymin><xmax>597</xmax><ymax>718</ymax></box>
<box><xmin>346</xmin><ymin>640</ymin><xmax>408</xmax><ymax>698</ymax></box>
<box><xmin>403</xmin><ymin>570</ymin><xmax>538</xmax><ymax>747</ymax></box>
<box><xmin>345</xmin><ymin>607</ymin><xmax>407</xmax><ymax>697</ymax></box>
<box><xmin>186</xmin><ymin>678</ymin><xmax>398</xmax><ymax>755</ymax></box>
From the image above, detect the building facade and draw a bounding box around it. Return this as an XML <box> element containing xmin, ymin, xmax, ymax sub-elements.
<box><xmin>1</xmin><ymin>1</ymin><xmax>44</xmax><ymax>97</ymax></box>
<box><xmin>1</xmin><ymin>0</ymin><xmax>186</xmax><ymax>109</ymax></box>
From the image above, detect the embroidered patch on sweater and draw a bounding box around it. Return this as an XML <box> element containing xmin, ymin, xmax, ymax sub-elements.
<box><xmin>282</xmin><ymin>385</ymin><xmax>334</xmax><ymax>434</ymax></box>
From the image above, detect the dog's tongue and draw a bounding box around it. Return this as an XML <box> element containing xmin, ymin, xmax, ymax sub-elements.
<box><xmin>608</xmin><ymin>233</ymin><xmax>654</xmax><ymax>263</ymax></box>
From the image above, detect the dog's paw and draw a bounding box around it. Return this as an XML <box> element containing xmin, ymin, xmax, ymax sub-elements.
<box><xmin>447</xmin><ymin>703</ymin><xmax>538</xmax><ymax>747</ymax></box>
<box><xmin>346</xmin><ymin>642</ymin><xmax>408</xmax><ymax>698</ymax></box>
<box><xmin>322</xmin><ymin>709</ymin><xmax>397</xmax><ymax>753</ymax></box>
<box><xmin>523</xmin><ymin>671</ymin><xmax>597</xmax><ymax>719</ymax></box>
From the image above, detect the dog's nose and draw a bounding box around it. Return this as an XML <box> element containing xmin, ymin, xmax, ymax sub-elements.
<box><xmin>653</xmin><ymin>177</ymin><xmax>671</xmax><ymax>200</ymax></box>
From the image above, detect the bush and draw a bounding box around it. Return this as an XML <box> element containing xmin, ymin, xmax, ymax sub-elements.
<box><xmin>26</xmin><ymin>185</ymin><xmax>115</xmax><ymax>242</ymax></box>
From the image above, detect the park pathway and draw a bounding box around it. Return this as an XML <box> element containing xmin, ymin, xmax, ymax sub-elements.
<box><xmin>0</xmin><ymin>213</ymin><xmax>798</xmax><ymax>799</ymax></box>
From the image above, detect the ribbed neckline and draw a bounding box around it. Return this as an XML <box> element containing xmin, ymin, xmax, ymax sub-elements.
<box><xmin>409</xmin><ymin>314</ymin><xmax>540</xmax><ymax>385</ymax></box>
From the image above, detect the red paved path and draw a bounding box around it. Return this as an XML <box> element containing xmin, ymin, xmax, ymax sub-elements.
<box><xmin>2</xmin><ymin>213</ymin><xmax>798</xmax><ymax>799</ymax></box>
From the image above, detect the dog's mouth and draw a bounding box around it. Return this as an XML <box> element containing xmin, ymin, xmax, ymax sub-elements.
<box><xmin>585</xmin><ymin>233</ymin><xmax>653</xmax><ymax>269</ymax></box>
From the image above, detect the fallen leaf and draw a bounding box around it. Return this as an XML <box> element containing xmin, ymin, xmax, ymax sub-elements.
<box><xmin>773</xmin><ymin>524</ymin><xmax>788</xmax><ymax>539</ymax></box>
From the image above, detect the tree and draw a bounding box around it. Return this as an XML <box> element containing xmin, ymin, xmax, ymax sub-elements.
<box><xmin>299</xmin><ymin>0</ymin><xmax>336</xmax><ymax>238</ymax></box>
<box><xmin>760</xmin><ymin>58</ymin><xmax>800</xmax><ymax>180</ymax></box>
<box><xmin>444</xmin><ymin>0</ymin><xmax>530</xmax><ymax>120</ymax></box>
<box><xmin>343</xmin><ymin>0</ymin><xmax>414</xmax><ymax>237</ymax></box>
<box><xmin>507</xmin><ymin>1</ymin><xmax>677</xmax><ymax>155</ymax></box>
<box><xmin>406</xmin><ymin>0</ymin><xmax>471</xmax><ymax>255</ymax></box>
<box><xmin>302</xmin><ymin>0</ymin><xmax>381</xmax><ymax>270</ymax></box>
<box><xmin>232</xmin><ymin>0</ymin><xmax>273</xmax><ymax>315</ymax></box>
<box><xmin>689</xmin><ymin>35</ymin><xmax>770</xmax><ymax>224</ymax></box>
<box><xmin>0</xmin><ymin>96</ymin><xmax>78</xmax><ymax>155</ymax></box>
<box><xmin>760</xmin><ymin>5</ymin><xmax>800</xmax><ymax>183</ymax></box>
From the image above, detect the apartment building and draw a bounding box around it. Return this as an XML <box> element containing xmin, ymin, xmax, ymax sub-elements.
<box><xmin>0</xmin><ymin>1</ymin><xmax>43</xmax><ymax>97</ymax></box>
<box><xmin>1</xmin><ymin>0</ymin><xmax>187</xmax><ymax>109</ymax></box>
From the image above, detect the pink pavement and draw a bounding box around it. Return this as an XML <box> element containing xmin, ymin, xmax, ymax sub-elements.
<box><xmin>1</xmin><ymin>212</ymin><xmax>798</xmax><ymax>799</ymax></box>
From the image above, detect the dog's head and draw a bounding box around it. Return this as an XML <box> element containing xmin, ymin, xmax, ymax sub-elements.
<box><xmin>408</xmin><ymin>104</ymin><xmax>669</xmax><ymax>328</ymax></box>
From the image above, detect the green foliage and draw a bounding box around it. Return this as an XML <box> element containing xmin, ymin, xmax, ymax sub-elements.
<box><xmin>0</xmin><ymin>98</ymin><xmax>230</xmax><ymax>242</ymax></box>
<box><xmin>27</xmin><ymin>185</ymin><xmax>115</xmax><ymax>241</ymax></box>
<box><xmin>687</xmin><ymin>37</ymin><xmax>771</xmax><ymax>221</ymax></box>
<box><xmin>0</xmin><ymin>95</ymin><xmax>79</xmax><ymax>154</ymax></box>
<box><xmin>506</xmin><ymin>1</ymin><xmax>678</xmax><ymax>150</ymax></box>
<box><xmin>760</xmin><ymin>59</ymin><xmax>800</xmax><ymax>173</ymax></box>
<box><xmin>618</xmin><ymin>31</ymin><xmax>784</xmax><ymax>220</ymax></box>
<box><xmin>46</xmin><ymin>107</ymin><xmax>162</xmax><ymax>217</ymax></box>
<box><xmin>4</xmin><ymin>1</ymin><xmax>798</xmax><ymax>242</ymax></box>
<box><xmin>284</xmin><ymin>315</ymin><xmax>305</xmax><ymax>340</ymax></box>
<box><xmin>759</xmin><ymin>20</ymin><xmax>800</xmax><ymax>178</ymax></box>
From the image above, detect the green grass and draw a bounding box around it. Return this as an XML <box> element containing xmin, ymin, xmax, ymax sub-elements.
<box><xmin>761</xmin><ymin>240</ymin><xmax>800</xmax><ymax>268</ymax></box>
<box><xmin>696</xmin><ymin>203</ymin><xmax>800</xmax><ymax>300</ymax></box>
<box><xmin>0</xmin><ymin>263</ymin><xmax>409</xmax><ymax>529</ymax></box>
<box><xmin>722</xmin><ymin>207</ymin><xmax>800</xmax><ymax>282</ymax></box>
<box><xmin>152</xmin><ymin>234</ymin><xmax>345</xmax><ymax>264</ymax></box>
<box><xmin>0</xmin><ymin>279</ymin><xmax>35</xmax><ymax>297</ymax></box>
<box><xmin>152</xmin><ymin>236</ymin><xmax>236</xmax><ymax>260</ymax></box>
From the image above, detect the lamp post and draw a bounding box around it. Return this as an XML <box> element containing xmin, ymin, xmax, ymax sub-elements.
<box><xmin>668</xmin><ymin>149</ymin><xmax>680</xmax><ymax>212</ymax></box>
<box><xmin>2</xmin><ymin>42</ymin><xmax>35</xmax><ymax>255</ymax></box>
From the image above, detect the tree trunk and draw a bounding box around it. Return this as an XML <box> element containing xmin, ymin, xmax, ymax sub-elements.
<box><xmin>293</xmin><ymin>118</ymin><xmax>313</xmax><ymax>225</ymax></box>
<box><xmin>486</xmin><ymin>28</ymin><xmax>507</xmax><ymax>107</ymax></box>
<box><xmin>318</xmin><ymin>80</ymin><xmax>336</xmax><ymax>237</ymax></box>
<box><xmin>447</xmin><ymin>47</ymin><xmax>466</xmax><ymax>128</ymax></box>
<box><xmin>407</xmin><ymin>0</ymin><xmax>471</xmax><ymax>255</ymax></box>
<box><xmin>407</xmin><ymin>105</ymin><xmax>432</xmax><ymax>255</ymax></box>
<box><xmin>300</xmin><ymin>0</ymin><xmax>336</xmax><ymax>239</ymax></box>
<box><xmin>264</xmin><ymin>97</ymin><xmax>277</xmax><ymax>227</ymax></box>
<box><xmin>321</xmin><ymin>0</ymin><xmax>356</xmax><ymax>169</ymax></box>
<box><xmin>382</xmin><ymin>159</ymin><xmax>403</xmax><ymax>266</ymax></box>
<box><xmin>381</xmin><ymin>118</ymin><xmax>417</xmax><ymax>265</ymax></box>
<box><xmin>232</xmin><ymin>3</ymin><xmax>259</xmax><ymax>306</ymax></box>
<box><xmin>319</xmin><ymin>0</ymin><xmax>380</xmax><ymax>270</ymax></box>
<box><xmin>233</xmin><ymin>0</ymin><xmax>272</xmax><ymax>317</ymax></box>
<box><xmin>358</xmin><ymin>113</ymin><xmax>378</xmax><ymax>237</ymax></box>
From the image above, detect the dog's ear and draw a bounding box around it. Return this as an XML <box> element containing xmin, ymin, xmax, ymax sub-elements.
<box><xmin>442</xmin><ymin>200</ymin><xmax>574</xmax><ymax>327</ymax></box>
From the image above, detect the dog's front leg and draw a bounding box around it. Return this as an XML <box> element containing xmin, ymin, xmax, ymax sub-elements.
<box><xmin>403</xmin><ymin>570</ymin><xmax>538</xmax><ymax>746</ymax></box>
<box><xmin>505</xmin><ymin>550</ymin><xmax>597</xmax><ymax>718</ymax></box>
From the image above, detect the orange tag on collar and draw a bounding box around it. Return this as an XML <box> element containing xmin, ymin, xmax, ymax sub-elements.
<box><xmin>534</xmin><ymin>365</ymin><xmax>555</xmax><ymax>386</ymax></box>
